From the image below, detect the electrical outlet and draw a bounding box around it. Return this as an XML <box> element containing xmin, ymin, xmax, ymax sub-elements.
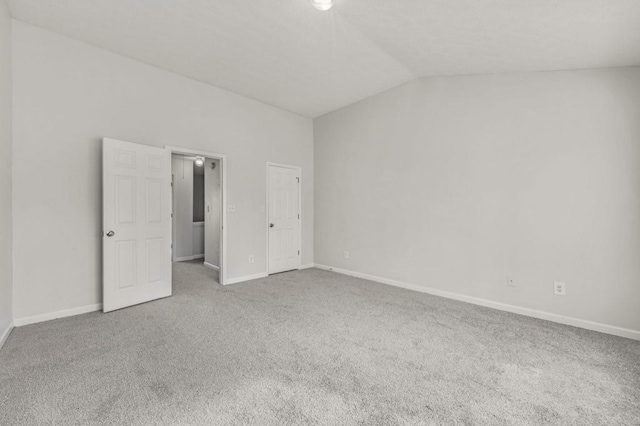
<box><xmin>228</xmin><ymin>205</ymin><xmax>236</xmax><ymax>212</ymax></box>
<box><xmin>248</xmin><ymin>255</ymin><xmax>254</xmax><ymax>264</ymax></box>
<box><xmin>507</xmin><ymin>276</ymin><xmax>515</xmax><ymax>287</ymax></box>
<box><xmin>554</xmin><ymin>281</ymin><xmax>566</xmax><ymax>296</ymax></box>
<box><xmin>343</xmin><ymin>251</ymin><xmax>350</xmax><ymax>260</ymax></box>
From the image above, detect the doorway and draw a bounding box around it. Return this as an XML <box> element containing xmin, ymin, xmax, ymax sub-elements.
<box><xmin>102</xmin><ymin>139</ymin><xmax>228</xmax><ymax>314</ymax></box>
<box><xmin>168</xmin><ymin>146</ymin><xmax>227</xmax><ymax>285</ymax></box>
<box><xmin>171</xmin><ymin>154</ymin><xmax>221</xmax><ymax>276</ymax></box>
<box><xmin>266</xmin><ymin>163</ymin><xmax>302</xmax><ymax>275</ymax></box>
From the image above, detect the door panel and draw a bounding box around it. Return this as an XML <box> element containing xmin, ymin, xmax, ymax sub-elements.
<box><xmin>115</xmin><ymin>240</ymin><xmax>136</xmax><ymax>289</ymax></box>
<box><xmin>115</xmin><ymin>176</ymin><xmax>136</xmax><ymax>224</ymax></box>
<box><xmin>146</xmin><ymin>178</ymin><xmax>163</xmax><ymax>223</ymax></box>
<box><xmin>103</xmin><ymin>138</ymin><xmax>172</xmax><ymax>312</ymax></box>
<box><xmin>268</xmin><ymin>165</ymin><xmax>301</xmax><ymax>274</ymax></box>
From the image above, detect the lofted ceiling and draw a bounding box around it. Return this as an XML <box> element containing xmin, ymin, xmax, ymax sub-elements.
<box><xmin>7</xmin><ymin>0</ymin><xmax>640</xmax><ymax>117</ymax></box>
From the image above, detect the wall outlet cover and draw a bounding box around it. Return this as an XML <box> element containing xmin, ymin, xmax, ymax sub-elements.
<box><xmin>343</xmin><ymin>251</ymin><xmax>350</xmax><ymax>259</ymax></box>
<box><xmin>554</xmin><ymin>281</ymin><xmax>566</xmax><ymax>296</ymax></box>
<box><xmin>507</xmin><ymin>276</ymin><xmax>515</xmax><ymax>287</ymax></box>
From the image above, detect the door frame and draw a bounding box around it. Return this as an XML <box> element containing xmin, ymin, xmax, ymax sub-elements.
<box><xmin>166</xmin><ymin>146</ymin><xmax>227</xmax><ymax>285</ymax></box>
<box><xmin>265</xmin><ymin>162</ymin><xmax>302</xmax><ymax>275</ymax></box>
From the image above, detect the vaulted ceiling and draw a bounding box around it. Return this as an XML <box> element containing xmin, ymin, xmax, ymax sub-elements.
<box><xmin>7</xmin><ymin>0</ymin><xmax>640</xmax><ymax>117</ymax></box>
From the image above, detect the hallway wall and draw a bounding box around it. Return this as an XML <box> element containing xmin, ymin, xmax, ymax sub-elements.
<box><xmin>172</xmin><ymin>155</ymin><xmax>205</xmax><ymax>261</ymax></box>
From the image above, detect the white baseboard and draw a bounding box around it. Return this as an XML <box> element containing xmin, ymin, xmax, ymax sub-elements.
<box><xmin>175</xmin><ymin>254</ymin><xmax>204</xmax><ymax>262</ymax></box>
<box><xmin>0</xmin><ymin>320</ymin><xmax>14</xmax><ymax>350</ymax></box>
<box><xmin>203</xmin><ymin>262</ymin><xmax>220</xmax><ymax>271</ymax></box>
<box><xmin>314</xmin><ymin>264</ymin><xmax>640</xmax><ymax>341</ymax></box>
<box><xmin>14</xmin><ymin>304</ymin><xmax>103</xmax><ymax>327</ymax></box>
<box><xmin>226</xmin><ymin>272</ymin><xmax>268</xmax><ymax>285</ymax></box>
<box><xmin>226</xmin><ymin>265</ymin><xmax>311</xmax><ymax>284</ymax></box>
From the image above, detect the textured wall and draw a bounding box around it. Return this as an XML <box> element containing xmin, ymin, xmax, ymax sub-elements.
<box><xmin>12</xmin><ymin>21</ymin><xmax>313</xmax><ymax>320</ymax></box>
<box><xmin>0</xmin><ymin>1</ymin><xmax>13</xmax><ymax>340</ymax></box>
<box><xmin>315</xmin><ymin>68</ymin><xmax>640</xmax><ymax>332</ymax></box>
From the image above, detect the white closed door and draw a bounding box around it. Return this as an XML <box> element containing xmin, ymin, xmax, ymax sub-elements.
<box><xmin>103</xmin><ymin>138</ymin><xmax>172</xmax><ymax>312</ymax></box>
<box><xmin>268</xmin><ymin>164</ymin><xmax>301</xmax><ymax>274</ymax></box>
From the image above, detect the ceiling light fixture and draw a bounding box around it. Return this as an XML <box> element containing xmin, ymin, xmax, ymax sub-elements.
<box><xmin>310</xmin><ymin>0</ymin><xmax>335</xmax><ymax>11</ymax></box>
<box><xmin>194</xmin><ymin>156</ymin><xmax>205</xmax><ymax>167</ymax></box>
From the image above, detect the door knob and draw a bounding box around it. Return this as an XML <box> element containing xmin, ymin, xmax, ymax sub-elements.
<box><xmin>269</xmin><ymin>223</ymin><xmax>274</xmax><ymax>228</ymax></box>
<box><xmin>106</xmin><ymin>231</ymin><xmax>115</xmax><ymax>237</ymax></box>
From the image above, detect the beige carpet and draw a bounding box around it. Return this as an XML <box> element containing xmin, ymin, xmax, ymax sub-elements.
<box><xmin>1</xmin><ymin>261</ymin><xmax>639</xmax><ymax>425</ymax></box>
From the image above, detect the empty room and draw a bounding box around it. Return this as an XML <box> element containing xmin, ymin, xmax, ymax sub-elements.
<box><xmin>0</xmin><ymin>1</ymin><xmax>639</xmax><ymax>425</ymax></box>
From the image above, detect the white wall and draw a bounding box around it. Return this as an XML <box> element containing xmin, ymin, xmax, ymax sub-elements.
<box><xmin>315</xmin><ymin>68</ymin><xmax>640</xmax><ymax>333</ymax></box>
<box><xmin>0</xmin><ymin>1</ymin><xmax>12</xmax><ymax>341</ymax></box>
<box><xmin>205</xmin><ymin>158</ymin><xmax>221</xmax><ymax>268</ymax></box>
<box><xmin>12</xmin><ymin>21</ymin><xmax>313</xmax><ymax>320</ymax></box>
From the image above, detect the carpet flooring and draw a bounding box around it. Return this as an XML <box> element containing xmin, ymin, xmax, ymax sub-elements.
<box><xmin>1</xmin><ymin>261</ymin><xmax>639</xmax><ymax>425</ymax></box>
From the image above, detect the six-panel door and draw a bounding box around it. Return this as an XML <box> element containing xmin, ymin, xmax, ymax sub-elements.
<box><xmin>268</xmin><ymin>165</ymin><xmax>301</xmax><ymax>274</ymax></box>
<box><xmin>103</xmin><ymin>138</ymin><xmax>172</xmax><ymax>312</ymax></box>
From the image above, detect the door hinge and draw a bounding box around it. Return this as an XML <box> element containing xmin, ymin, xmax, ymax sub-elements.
<box><xmin>298</xmin><ymin>214</ymin><xmax>300</xmax><ymax>219</ymax></box>
<box><xmin>296</xmin><ymin>177</ymin><xmax>300</xmax><ymax>183</ymax></box>
<box><xmin>298</xmin><ymin>250</ymin><xmax>300</xmax><ymax>256</ymax></box>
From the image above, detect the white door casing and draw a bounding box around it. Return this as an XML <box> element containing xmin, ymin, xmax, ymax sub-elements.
<box><xmin>103</xmin><ymin>138</ymin><xmax>172</xmax><ymax>312</ymax></box>
<box><xmin>204</xmin><ymin>158</ymin><xmax>221</xmax><ymax>269</ymax></box>
<box><xmin>267</xmin><ymin>163</ymin><xmax>301</xmax><ymax>274</ymax></box>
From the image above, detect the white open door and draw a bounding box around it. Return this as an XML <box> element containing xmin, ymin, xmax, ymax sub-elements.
<box><xmin>103</xmin><ymin>138</ymin><xmax>172</xmax><ymax>312</ymax></box>
<box><xmin>267</xmin><ymin>164</ymin><xmax>301</xmax><ymax>274</ymax></box>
